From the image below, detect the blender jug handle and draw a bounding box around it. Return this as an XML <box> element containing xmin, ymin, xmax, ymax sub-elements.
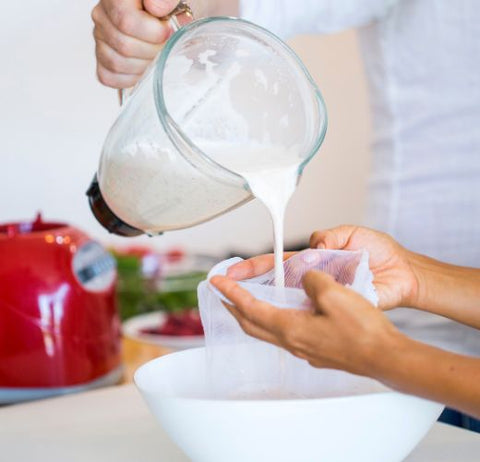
<box><xmin>118</xmin><ymin>1</ymin><xmax>194</xmax><ymax>106</ymax></box>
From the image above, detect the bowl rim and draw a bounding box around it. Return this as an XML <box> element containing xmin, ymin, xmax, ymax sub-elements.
<box><xmin>134</xmin><ymin>347</ymin><xmax>444</xmax><ymax>408</ymax></box>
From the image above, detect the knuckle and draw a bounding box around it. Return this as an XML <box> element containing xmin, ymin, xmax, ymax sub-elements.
<box><xmin>96</xmin><ymin>70</ymin><xmax>110</xmax><ymax>86</ymax></box>
<box><xmin>307</xmin><ymin>359</ymin><xmax>321</xmax><ymax>368</ymax></box>
<box><xmin>96</xmin><ymin>66</ymin><xmax>118</xmax><ymax>88</ymax></box>
<box><xmin>310</xmin><ymin>230</ymin><xmax>320</xmax><ymax>243</ymax></box>
<box><xmin>285</xmin><ymin>324</ymin><xmax>305</xmax><ymax>350</ymax></box>
<box><xmin>307</xmin><ymin>355</ymin><xmax>329</xmax><ymax>369</ymax></box>
<box><xmin>238</xmin><ymin>319</ymin><xmax>253</xmax><ymax>336</ymax></box>
<box><xmin>314</xmin><ymin>291</ymin><xmax>330</xmax><ymax>309</ymax></box>
<box><xmin>96</xmin><ymin>66</ymin><xmax>110</xmax><ymax>85</ymax></box>
<box><xmin>283</xmin><ymin>328</ymin><xmax>298</xmax><ymax>347</ymax></box>
<box><xmin>280</xmin><ymin>328</ymin><xmax>297</xmax><ymax>349</ymax></box>
<box><xmin>113</xmin><ymin>35</ymin><xmax>133</xmax><ymax>57</ymax></box>
<box><xmin>110</xmin><ymin>60</ymin><xmax>124</xmax><ymax>74</ymax></box>
<box><xmin>91</xmin><ymin>5</ymin><xmax>100</xmax><ymax>23</ymax></box>
<box><xmin>243</xmin><ymin>292</ymin><xmax>257</xmax><ymax>310</ymax></box>
<box><xmin>323</xmin><ymin>230</ymin><xmax>335</xmax><ymax>245</ymax></box>
<box><xmin>230</xmin><ymin>284</ymin><xmax>243</xmax><ymax>298</ymax></box>
<box><xmin>228</xmin><ymin>285</ymin><xmax>246</xmax><ymax>305</ymax></box>
<box><xmin>93</xmin><ymin>26</ymin><xmax>101</xmax><ymax>41</ymax></box>
<box><xmin>314</xmin><ymin>288</ymin><xmax>326</xmax><ymax>305</ymax></box>
<box><xmin>100</xmin><ymin>51</ymin><xmax>121</xmax><ymax>73</ymax></box>
<box><xmin>290</xmin><ymin>349</ymin><xmax>306</xmax><ymax>360</ymax></box>
<box><xmin>116</xmin><ymin>10</ymin><xmax>136</xmax><ymax>36</ymax></box>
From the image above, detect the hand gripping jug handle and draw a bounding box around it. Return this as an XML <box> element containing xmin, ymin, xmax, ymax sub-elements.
<box><xmin>86</xmin><ymin>2</ymin><xmax>194</xmax><ymax>237</ymax></box>
<box><xmin>118</xmin><ymin>2</ymin><xmax>193</xmax><ymax>106</ymax></box>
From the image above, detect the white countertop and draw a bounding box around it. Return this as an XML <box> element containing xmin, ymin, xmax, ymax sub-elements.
<box><xmin>1</xmin><ymin>384</ymin><xmax>479</xmax><ymax>462</ymax></box>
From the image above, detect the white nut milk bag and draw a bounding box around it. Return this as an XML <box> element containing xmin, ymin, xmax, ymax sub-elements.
<box><xmin>198</xmin><ymin>249</ymin><xmax>383</xmax><ymax>400</ymax></box>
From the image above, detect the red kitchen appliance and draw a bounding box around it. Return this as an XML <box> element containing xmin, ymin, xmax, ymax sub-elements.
<box><xmin>0</xmin><ymin>214</ymin><xmax>122</xmax><ymax>403</ymax></box>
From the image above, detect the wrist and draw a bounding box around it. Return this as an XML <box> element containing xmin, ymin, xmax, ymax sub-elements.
<box><xmin>365</xmin><ymin>329</ymin><xmax>414</xmax><ymax>389</ymax></box>
<box><xmin>405</xmin><ymin>250</ymin><xmax>448</xmax><ymax>311</ymax></box>
<box><xmin>402</xmin><ymin>249</ymin><xmax>425</xmax><ymax>309</ymax></box>
<box><xmin>359</xmin><ymin>321</ymin><xmax>407</xmax><ymax>379</ymax></box>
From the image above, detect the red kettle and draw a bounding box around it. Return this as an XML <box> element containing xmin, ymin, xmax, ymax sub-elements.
<box><xmin>0</xmin><ymin>214</ymin><xmax>122</xmax><ymax>403</ymax></box>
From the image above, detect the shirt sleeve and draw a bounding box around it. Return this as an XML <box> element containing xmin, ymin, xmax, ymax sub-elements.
<box><xmin>239</xmin><ymin>0</ymin><xmax>401</xmax><ymax>38</ymax></box>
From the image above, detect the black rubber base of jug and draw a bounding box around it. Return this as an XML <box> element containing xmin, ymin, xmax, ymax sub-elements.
<box><xmin>86</xmin><ymin>174</ymin><xmax>144</xmax><ymax>237</ymax></box>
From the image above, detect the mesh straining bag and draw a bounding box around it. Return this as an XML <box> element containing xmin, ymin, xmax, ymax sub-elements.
<box><xmin>198</xmin><ymin>249</ymin><xmax>382</xmax><ymax>399</ymax></box>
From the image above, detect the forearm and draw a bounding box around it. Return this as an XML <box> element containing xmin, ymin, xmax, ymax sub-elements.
<box><xmin>408</xmin><ymin>252</ymin><xmax>480</xmax><ymax>329</ymax></box>
<box><xmin>372</xmin><ymin>333</ymin><xmax>480</xmax><ymax>418</ymax></box>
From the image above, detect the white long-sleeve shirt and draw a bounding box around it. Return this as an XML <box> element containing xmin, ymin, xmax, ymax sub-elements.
<box><xmin>240</xmin><ymin>0</ymin><xmax>480</xmax><ymax>356</ymax></box>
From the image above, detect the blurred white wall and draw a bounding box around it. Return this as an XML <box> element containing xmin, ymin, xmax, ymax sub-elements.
<box><xmin>0</xmin><ymin>1</ymin><xmax>371</xmax><ymax>257</ymax></box>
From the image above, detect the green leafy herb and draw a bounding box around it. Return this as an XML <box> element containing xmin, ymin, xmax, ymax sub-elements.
<box><xmin>113</xmin><ymin>254</ymin><xmax>207</xmax><ymax>321</ymax></box>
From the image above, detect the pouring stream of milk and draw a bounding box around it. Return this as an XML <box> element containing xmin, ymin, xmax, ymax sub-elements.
<box><xmin>205</xmin><ymin>145</ymin><xmax>300</xmax><ymax>288</ymax></box>
<box><xmin>243</xmin><ymin>167</ymin><xmax>298</xmax><ymax>288</ymax></box>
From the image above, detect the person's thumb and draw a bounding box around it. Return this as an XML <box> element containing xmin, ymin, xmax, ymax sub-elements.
<box><xmin>143</xmin><ymin>0</ymin><xmax>179</xmax><ymax>18</ymax></box>
<box><xmin>302</xmin><ymin>270</ymin><xmax>340</xmax><ymax>315</ymax></box>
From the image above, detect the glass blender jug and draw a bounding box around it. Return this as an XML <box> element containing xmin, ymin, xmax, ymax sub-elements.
<box><xmin>87</xmin><ymin>5</ymin><xmax>328</xmax><ymax>237</ymax></box>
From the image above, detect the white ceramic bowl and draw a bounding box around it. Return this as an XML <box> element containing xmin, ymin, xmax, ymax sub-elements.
<box><xmin>135</xmin><ymin>348</ymin><xmax>443</xmax><ymax>462</ymax></box>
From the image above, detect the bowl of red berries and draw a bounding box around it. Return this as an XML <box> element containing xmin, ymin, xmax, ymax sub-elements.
<box><xmin>122</xmin><ymin>309</ymin><xmax>205</xmax><ymax>350</ymax></box>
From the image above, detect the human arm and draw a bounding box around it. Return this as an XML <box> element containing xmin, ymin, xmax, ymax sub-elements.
<box><xmin>92</xmin><ymin>0</ymin><xmax>238</xmax><ymax>88</ymax></box>
<box><xmin>310</xmin><ymin>225</ymin><xmax>480</xmax><ymax>330</ymax></box>
<box><xmin>210</xmin><ymin>271</ymin><xmax>480</xmax><ymax>419</ymax></box>
<box><xmin>406</xmin><ymin>253</ymin><xmax>480</xmax><ymax>330</ymax></box>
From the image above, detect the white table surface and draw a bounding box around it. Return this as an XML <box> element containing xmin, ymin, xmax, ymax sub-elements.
<box><xmin>1</xmin><ymin>384</ymin><xmax>479</xmax><ymax>462</ymax></box>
